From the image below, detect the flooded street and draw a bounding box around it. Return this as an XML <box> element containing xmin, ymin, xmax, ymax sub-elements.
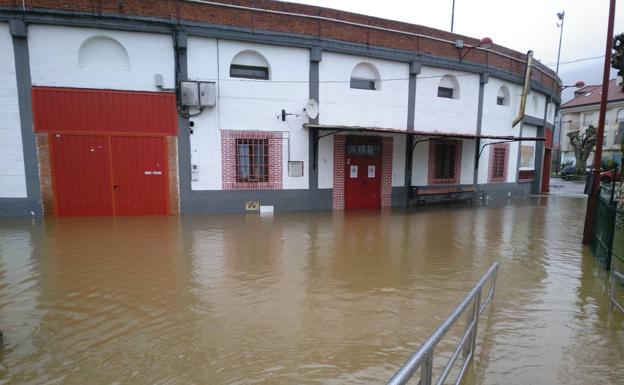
<box><xmin>0</xmin><ymin>197</ymin><xmax>623</xmax><ymax>385</ymax></box>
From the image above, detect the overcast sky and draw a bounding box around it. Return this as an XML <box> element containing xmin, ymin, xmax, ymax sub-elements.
<box><xmin>283</xmin><ymin>0</ymin><xmax>623</xmax><ymax>101</ymax></box>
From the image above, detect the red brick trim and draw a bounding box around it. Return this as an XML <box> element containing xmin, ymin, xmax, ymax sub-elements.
<box><xmin>221</xmin><ymin>130</ymin><xmax>283</xmax><ymax>190</ymax></box>
<box><xmin>428</xmin><ymin>139</ymin><xmax>462</xmax><ymax>185</ymax></box>
<box><xmin>381</xmin><ymin>137</ymin><xmax>393</xmax><ymax>208</ymax></box>
<box><xmin>488</xmin><ymin>143</ymin><xmax>509</xmax><ymax>183</ymax></box>
<box><xmin>332</xmin><ymin>135</ymin><xmax>345</xmax><ymax>209</ymax></box>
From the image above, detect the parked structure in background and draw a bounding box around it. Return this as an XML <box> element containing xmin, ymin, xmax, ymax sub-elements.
<box><xmin>0</xmin><ymin>0</ymin><xmax>560</xmax><ymax>217</ymax></box>
<box><xmin>560</xmin><ymin>79</ymin><xmax>624</xmax><ymax>168</ymax></box>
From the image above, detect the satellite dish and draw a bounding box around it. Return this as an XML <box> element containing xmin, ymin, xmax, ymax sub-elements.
<box><xmin>304</xmin><ymin>99</ymin><xmax>319</xmax><ymax>120</ymax></box>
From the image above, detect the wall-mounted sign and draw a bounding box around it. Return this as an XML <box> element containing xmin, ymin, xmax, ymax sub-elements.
<box><xmin>350</xmin><ymin>165</ymin><xmax>358</xmax><ymax>178</ymax></box>
<box><xmin>368</xmin><ymin>165</ymin><xmax>376</xmax><ymax>178</ymax></box>
<box><xmin>245</xmin><ymin>201</ymin><xmax>260</xmax><ymax>211</ymax></box>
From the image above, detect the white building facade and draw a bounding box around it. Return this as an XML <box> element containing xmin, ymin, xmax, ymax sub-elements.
<box><xmin>0</xmin><ymin>0</ymin><xmax>559</xmax><ymax>217</ymax></box>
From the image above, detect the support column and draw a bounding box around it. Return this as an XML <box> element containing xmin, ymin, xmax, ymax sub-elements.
<box><xmin>10</xmin><ymin>20</ymin><xmax>42</xmax><ymax>217</ymax></box>
<box><xmin>404</xmin><ymin>61</ymin><xmax>421</xmax><ymax>207</ymax></box>
<box><xmin>175</xmin><ymin>30</ymin><xmax>192</xmax><ymax>214</ymax></box>
<box><xmin>308</xmin><ymin>47</ymin><xmax>322</xmax><ymax>191</ymax></box>
<box><xmin>473</xmin><ymin>72</ymin><xmax>489</xmax><ymax>186</ymax></box>
<box><xmin>532</xmin><ymin>97</ymin><xmax>551</xmax><ymax>194</ymax></box>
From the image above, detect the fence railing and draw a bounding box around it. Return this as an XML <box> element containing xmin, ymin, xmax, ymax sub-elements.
<box><xmin>610</xmin><ymin>270</ymin><xmax>624</xmax><ymax>314</ymax></box>
<box><xmin>386</xmin><ymin>262</ymin><xmax>499</xmax><ymax>385</ymax></box>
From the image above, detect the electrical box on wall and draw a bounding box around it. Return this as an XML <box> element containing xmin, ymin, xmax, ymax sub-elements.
<box><xmin>191</xmin><ymin>163</ymin><xmax>199</xmax><ymax>181</ymax></box>
<box><xmin>199</xmin><ymin>82</ymin><xmax>216</xmax><ymax>107</ymax></box>
<box><xmin>288</xmin><ymin>161</ymin><xmax>304</xmax><ymax>177</ymax></box>
<box><xmin>180</xmin><ymin>81</ymin><xmax>199</xmax><ymax>107</ymax></box>
<box><xmin>180</xmin><ymin>81</ymin><xmax>216</xmax><ymax>108</ymax></box>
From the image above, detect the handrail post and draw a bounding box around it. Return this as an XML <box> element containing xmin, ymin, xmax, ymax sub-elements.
<box><xmin>470</xmin><ymin>291</ymin><xmax>482</xmax><ymax>358</ymax></box>
<box><xmin>420</xmin><ymin>351</ymin><xmax>433</xmax><ymax>385</ymax></box>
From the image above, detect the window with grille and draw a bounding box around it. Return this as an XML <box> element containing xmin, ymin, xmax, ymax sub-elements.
<box><xmin>489</xmin><ymin>145</ymin><xmax>508</xmax><ymax>183</ymax></box>
<box><xmin>437</xmin><ymin>86</ymin><xmax>454</xmax><ymax>99</ymax></box>
<box><xmin>496</xmin><ymin>96</ymin><xmax>505</xmax><ymax>106</ymax></box>
<box><xmin>429</xmin><ymin>140</ymin><xmax>461</xmax><ymax>184</ymax></box>
<box><xmin>230</xmin><ymin>64</ymin><xmax>269</xmax><ymax>80</ymax></box>
<box><xmin>236</xmin><ymin>138</ymin><xmax>269</xmax><ymax>182</ymax></box>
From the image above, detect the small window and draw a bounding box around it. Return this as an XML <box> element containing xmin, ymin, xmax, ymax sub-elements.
<box><xmin>429</xmin><ymin>140</ymin><xmax>461</xmax><ymax>184</ymax></box>
<box><xmin>230</xmin><ymin>50</ymin><xmax>270</xmax><ymax>80</ymax></box>
<box><xmin>582</xmin><ymin>113</ymin><xmax>593</xmax><ymax>127</ymax></box>
<box><xmin>350</xmin><ymin>78</ymin><xmax>376</xmax><ymax>90</ymax></box>
<box><xmin>616</xmin><ymin>109</ymin><xmax>624</xmax><ymax>124</ymax></box>
<box><xmin>437</xmin><ymin>75</ymin><xmax>459</xmax><ymax>99</ymax></box>
<box><xmin>346</xmin><ymin>143</ymin><xmax>381</xmax><ymax>156</ymax></box>
<box><xmin>496</xmin><ymin>86</ymin><xmax>510</xmax><ymax>106</ymax></box>
<box><xmin>520</xmin><ymin>145</ymin><xmax>535</xmax><ymax>169</ymax></box>
<box><xmin>438</xmin><ymin>87</ymin><xmax>454</xmax><ymax>99</ymax></box>
<box><xmin>236</xmin><ymin>138</ymin><xmax>269</xmax><ymax>182</ymax></box>
<box><xmin>230</xmin><ymin>64</ymin><xmax>269</xmax><ymax>80</ymax></box>
<box><xmin>350</xmin><ymin>62</ymin><xmax>380</xmax><ymax>91</ymax></box>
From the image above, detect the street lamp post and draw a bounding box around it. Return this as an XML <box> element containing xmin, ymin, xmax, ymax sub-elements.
<box><xmin>554</xmin><ymin>11</ymin><xmax>565</xmax><ymax>174</ymax></box>
<box><xmin>556</xmin><ymin>11</ymin><xmax>565</xmax><ymax>75</ymax></box>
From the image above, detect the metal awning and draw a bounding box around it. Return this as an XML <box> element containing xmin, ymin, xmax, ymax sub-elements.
<box><xmin>305</xmin><ymin>123</ymin><xmax>545</xmax><ymax>169</ymax></box>
<box><xmin>304</xmin><ymin>123</ymin><xmax>545</xmax><ymax>142</ymax></box>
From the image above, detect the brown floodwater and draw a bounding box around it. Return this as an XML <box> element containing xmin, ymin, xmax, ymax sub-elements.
<box><xmin>0</xmin><ymin>197</ymin><xmax>623</xmax><ymax>385</ymax></box>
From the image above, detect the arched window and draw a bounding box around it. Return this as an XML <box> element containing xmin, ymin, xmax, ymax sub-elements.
<box><xmin>616</xmin><ymin>109</ymin><xmax>624</xmax><ymax>124</ymax></box>
<box><xmin>496</xmin><ymin>85</ymin><xmax>510</xmax><ymax>106</ymax></box>
<box><xmin>78</xmin><ymin>36</ymin><xmax>130</xmax><ymax>71</ymax></box>
<box><xmin>350</xmin><ymin>62</ymin><xmax>380</xmax><ymax>90</ymax></box>
<box><xmin>438</xmin><ymin>75</ymin><xmax>459</xmax><ymax>99</ymax></box>
<box><xmin>230</xmin><ymin>50</ymin><xmax>270</xmax><ymax>80</ymax></box>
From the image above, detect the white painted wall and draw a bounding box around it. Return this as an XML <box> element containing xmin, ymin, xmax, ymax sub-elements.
<box><xmin>0</xmin><ymin>23</ymin><xmax>27</xmax><ymax>198</ymax></box>
<box><xmin>413</xmin><ymin>67</ymin><xmax>479</xmax><ymax>135</ymax></box>
<box><xmin>479</xmin><ymin>78</ymin><xmax>524</xmax><ymax>184</ymax></box>
<box><xmin>28</xmin><ymin>25</ymin><xmax>175</xmax><ymax>91</ymax></box>
<box><xmin>187</xmin><ymin>38</ymin><xmax>310</xmax><ymax>190</ymax></box>
<box><xmin>319</xmin><ymin>52</ymin><xmax>409</xmax><ymax>129</ymax></box>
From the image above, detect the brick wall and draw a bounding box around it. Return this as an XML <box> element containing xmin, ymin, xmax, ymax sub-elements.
<box><xmin>36</xmin><ymin>133</ymin><xmax>54</xmax><ymax>215</ymax></box>
<box><xmin>380</xmin><ymin>137</ymin><xmax>393</xmax><ymax>208</ymax></box>
<box><xmin>221</xmin><ymin>129</ymin><xmax>283</xmax><ymax>190</ymax></box>
<box><xmin>332</xmin><ymin>135</ymin><xmax>345</xmax><ymax>210</ymax></box>
<box><xmin>0</xmin><ymin>0</ymin><xmax>559</xmax><ymax>93</ymax></box>
<box><xmin>167</xmin><ymin>136</ymin><xmax>179</xmax><ymax>214</ymax></box>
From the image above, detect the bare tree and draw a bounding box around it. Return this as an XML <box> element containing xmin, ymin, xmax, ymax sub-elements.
<box><xmin>567</xmin><ymin>125</ymin><xmax>597</xmax><ymax>174</ymax></box>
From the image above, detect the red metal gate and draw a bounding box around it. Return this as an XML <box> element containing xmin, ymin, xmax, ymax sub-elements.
<box><xmin>50</xmin><ymin>134</ymin><xmax>114</xmax><ymax>216</ymax></box>
<box><xmin>32</xmin><ymin>87</ymin><xmax>176</xmax><ymax>217</ymax></box>
<box><xmin>111</xmin><ymin>136</ymin><xmax>168</xmax><ymax>215</ymax></box>
<box><xmin>50</xmin><ymin>134</ymin><xmax>168</xmax><ymax>216</ymax></box>
<box><xmin>344</xmin><ymin>139</ymin><xmax>382</xmax><ymax>209</ymax></box>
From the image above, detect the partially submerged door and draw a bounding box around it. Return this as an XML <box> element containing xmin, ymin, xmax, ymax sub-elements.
<box><xmin>50</xmin><ymin>134</ymin><xmax>114</xmax><ymax>216</ymax></box>
<box><xmin>344</xmin><ymin>138</ymin><xmax>382</xmax><ymax>209</ymax></box>
<box><xmin>111</xmin><ymin>136</ymin><xmax>168</xmax><ymax>215</ymax></box>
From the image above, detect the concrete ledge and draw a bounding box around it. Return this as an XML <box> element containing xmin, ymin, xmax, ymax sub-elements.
<box><xmin>188</xmin><ymin>188</ymin><xmax>333</xmax><ymax>214</ymax></box>
<box><xmin>0</xmin><ymin>198</ymin><xmax>35</xmax><ymax>218</ymax></box>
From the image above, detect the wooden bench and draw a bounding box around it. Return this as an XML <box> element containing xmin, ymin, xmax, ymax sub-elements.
<box><xmin>411</xmin><ymin>186</ymin><xmax>485</xmax><ymax>207</ymax></box>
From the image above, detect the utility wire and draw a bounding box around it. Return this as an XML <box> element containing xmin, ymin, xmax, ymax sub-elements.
<box><xmin>545</xmin><ymin>55</ymin><xmax>605</xmax><ymax>67</ymax></box>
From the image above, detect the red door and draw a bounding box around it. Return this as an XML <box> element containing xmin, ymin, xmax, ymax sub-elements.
<box><xmin>345</xmin><ymin>140</ymin><xmax>382</xmax><ymax>209</ymax></box>
<box><xmin>111</xmin><ymin>136</ymin><xmax>168</xmax><ymax>215</ymax></box>
<box><xmin>51</xmin><ymin>134</ymin><xmax>168</xmax><ymax>216</ymax></box>
<box><xmin>51</xmin><ymin>134</ymin><xmax>114</xmax><ymax>216</ymax></box>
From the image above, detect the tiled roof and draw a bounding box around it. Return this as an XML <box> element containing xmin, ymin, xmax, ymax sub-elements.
<box><xmin>561</xmin><ymin>79</ymin><xmax>624</xmax><ymax>109</ymax></box>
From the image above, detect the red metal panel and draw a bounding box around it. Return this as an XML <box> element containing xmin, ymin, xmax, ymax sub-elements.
<box><xmin>545</xmin><ymin>128</ymin><xmax>554</xmax><ymax>149</ymax></box>
<box><xmin>32</xmin><ymin>87</ymin><xmax>177</xmax><ymax>135</ymax></box>
<box><xmin>111</xmin><ymin>136</ymin><xmax>168</xmax><ymax>215</ymax></box>
<box><xmin>50</xmin><ymin>134</ymin><xmax>114</xmax><ymax>216</ymax></box>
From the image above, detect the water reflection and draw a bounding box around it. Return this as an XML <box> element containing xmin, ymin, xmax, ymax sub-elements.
<box><xmin>0</xmin><ymin>197</ymin><xmax>622</xmax><ymax>385</ymax></box>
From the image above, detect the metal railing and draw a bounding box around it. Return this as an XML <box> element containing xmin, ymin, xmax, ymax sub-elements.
<box><xmin>387</xmin><ymin>262</ymin><xmax>499</xmax><ymax>385</ymax></box>
<box><xmin>609</xmin><ymin>270</ymin><xmax>624</xmax><ymax>314</ymax></box>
